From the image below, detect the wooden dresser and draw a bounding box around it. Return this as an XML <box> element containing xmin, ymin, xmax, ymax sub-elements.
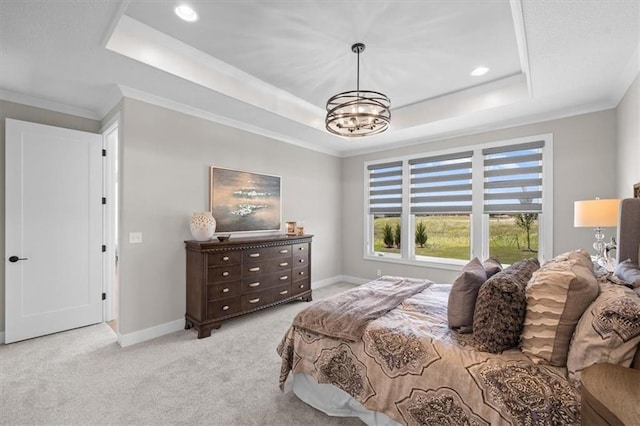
<box><xmin>185</xmin><ymin>234</ymin><xmax>312</xmax><ymax>338</ymax></box>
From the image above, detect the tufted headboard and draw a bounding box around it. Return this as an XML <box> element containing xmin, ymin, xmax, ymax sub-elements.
<box><xmin>617</xmin><ymin>198</ymin><xmax>640</xmax><ymax>265</ymax></box>
<box><xmin>616</xmin><ymin>198</ymin><xmax>640</xmax><ymax>369</ymax></box>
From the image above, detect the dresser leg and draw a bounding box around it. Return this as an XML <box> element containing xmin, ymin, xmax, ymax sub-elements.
<box><xmin>197</xmin><ymin>327</ymin><xmax>212</xmax><ymax>339</ymax></box>
<box><xmin>184</xmin><ymin>319</ymin><xmax>193</xmax><ymax>330</ymax></box>
<box><xmin>196</xmin><ymin>322</ymin><xmax>221</xmax><ymax>339</ymax></box>
<box><xmin>302</xmin><ymin>293</ymin><xmax>313</xmax><ymax>302</ymax></box>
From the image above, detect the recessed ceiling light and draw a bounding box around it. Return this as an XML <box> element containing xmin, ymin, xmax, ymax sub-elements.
<box><xmin>174</xmin><ymin>4</ymin><xmax>199</xmax><ymax>22</ymax></box>
<box><xmin>471</xmin><ymin>66</ymin><xmax>489</xmax><ymax>77</ymax></box>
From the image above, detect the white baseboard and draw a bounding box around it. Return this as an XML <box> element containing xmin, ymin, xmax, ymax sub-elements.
<box><xmin>338</xmin><ymin>275</ymin><xmax>370</xmax><ymax>285</ymax></box>
<box><xmin>117</xmin><ymin>318</ymin><xmax>184</xmax><ymax>348</ymax></box>
<box><xmin>0</xmin><ymin>331</ymin><xmax>5</xmax><ymax>344</ymax></box>
<box><xmin>312</xmin><ymin>275</ymin><xmax>370</xmax><ymax>288</ymax></box>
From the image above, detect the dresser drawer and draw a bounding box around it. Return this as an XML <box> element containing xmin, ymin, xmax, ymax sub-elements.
<box><xmin>293</xmin><ymin>253</ymin><xmax>309</xmax><ymax>268</ymax></box>
<box><xmin>293</xmin><ymin>242</ymin><xmax>309</xmax><ymax>255</ymax></box>
<box><xmin>292</xmin><ymin>278</ymin><xmax>310</xmax><ymax>296</ymax></box>
<box><xmin>242</xmin><ymin>258</ymin><xmax>292</xmax><ymax>277</ymax></box>
<box><xmin>241</xmin><ymin>284</ymin><xmax>291</xmax><ymax>310</ymax></box>
<box><xmin>207</xmin><ymin>281</ymin><xmax>241</xmax><ymax>300</ymax></box>
<box><xmin>241</xmin><ymin>271</ymin><xmax>292</xmax><ymax>294</ymax></box>
<box><xmin>207</xmin><ymin>297</ymin><xmax>241</xmax><ymax>319</ymax></box>
<box><xmin>243</xmin><ymin>245</ymin><xmax>292</xmax><ymax>263</ymax></box>
<box><xmin>207</xmin><ymin>264</ymin><xmax>242</xmax><ymax>283</ymax></box>
<box><xmin>272</xmin><ymin>284</ymin><xmax>293</xmax><ymax>301</ymax></box>
<box><xmin>207</xmin><ymin>251</ymin><xmax>241</xmax><ymax>266</ymax></box>
<box><xmin>292</xmin><ymin>265</ymin><xmax>309</xmax><ymax>282</ymax></box>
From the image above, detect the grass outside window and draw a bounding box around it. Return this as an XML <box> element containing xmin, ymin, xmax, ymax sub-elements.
<box><xmin>373</xmin><ymin>214</ymin><xmax>538</xmax><ymax>264</ymax></box>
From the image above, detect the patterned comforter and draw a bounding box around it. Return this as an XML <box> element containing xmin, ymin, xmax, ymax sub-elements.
<box><xmin>277</xmin><ymin>278</ymin><xmax>581</xmax><ymax>425</ymax></box>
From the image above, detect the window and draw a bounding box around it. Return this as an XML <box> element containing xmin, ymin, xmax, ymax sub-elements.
<box><xmin>368</xmin><ymin>161</ymin><xmax>403</xmax><ymax>257</ymax></box>
<box><xmin>365</xmin><ymin>135</ymin><xmax>552</xmax><ymax>267</ymax></box>
<box><xmin>484</xmin><ymin>141</ymin><xmax>544</xmax><ymax>264</ymax></box>
<box><xmin>410</xmin><ymin>152</ymin><xmax>473</xmax><ymax>261</ymax></box>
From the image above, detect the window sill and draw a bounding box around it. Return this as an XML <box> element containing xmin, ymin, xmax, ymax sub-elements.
<box><xmin>364</xmin><ymin>254</ymin><xmax>466</xmax><ymax>271</ymax></box>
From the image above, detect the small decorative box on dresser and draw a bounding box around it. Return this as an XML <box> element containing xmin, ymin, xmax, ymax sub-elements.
<box><xmin>185</xmin><ymin>234</ymin><xmax>313</xmax><ymax>338</ymax></box>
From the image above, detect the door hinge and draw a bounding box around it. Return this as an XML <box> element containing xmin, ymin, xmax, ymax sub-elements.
<box><xmin>102</xmin><ymin>149</ymin><xmax>107</xmax><ymax>157</ymax></box>
<box><xmin>102</xmin><ymin>197</ymin><xmax>106</xmax><ymax>205</ymax></box>
<box><xmin>102</xmin><ymin>292</ymin><xmax>106</xmax><ymax>301</ymax></box>
<box><xmin>102</xmin><ymin>245</ymin><xmax>107</xmax><ymax>252</ymax></box>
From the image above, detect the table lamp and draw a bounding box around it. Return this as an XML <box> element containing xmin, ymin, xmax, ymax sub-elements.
<box><xmin>574</xmin><ymin>198</ymin><xmax>619</xmax><ymax>268</ymax></box>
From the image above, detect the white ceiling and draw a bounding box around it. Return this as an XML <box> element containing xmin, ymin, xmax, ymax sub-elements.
<box><xmin>1</xmin><ymin>1</ymin><xmax>638</xmax><ymax>157</ymax></box>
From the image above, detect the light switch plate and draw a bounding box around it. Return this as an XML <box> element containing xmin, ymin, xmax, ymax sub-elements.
<box><xmin>129</xmin><ymin>232</ymin><xmax>142</xmax><ymax>244</ymax></box>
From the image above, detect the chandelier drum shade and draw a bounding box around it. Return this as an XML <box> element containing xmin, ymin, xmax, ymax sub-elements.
<box><xmin>325</xmin><ymin>43</ymin><xmax>391</xmax><ymax>137</ymax></box>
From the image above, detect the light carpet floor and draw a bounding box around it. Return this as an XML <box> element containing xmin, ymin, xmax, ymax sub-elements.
<box><xmin>0</xmin><ymin>282</ymin><xmax>364</xmax><ymax>425</ymax></box>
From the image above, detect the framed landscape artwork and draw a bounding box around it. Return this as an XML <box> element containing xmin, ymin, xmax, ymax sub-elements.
<box><xmin>210</xmin><ymin>167</ymin><xmax>282</xmax><ymax>233</ymax></box>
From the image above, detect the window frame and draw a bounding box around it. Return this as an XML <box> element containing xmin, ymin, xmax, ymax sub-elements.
<box><xmin>364</xmin><ymin>134</ymin><xmax>553</xmax><ymax>269</ymax></box>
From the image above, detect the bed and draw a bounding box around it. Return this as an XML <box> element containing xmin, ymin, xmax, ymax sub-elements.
<box><xmin>277</xmin><ymin>199</ymin><xmax>640</xmax><ymax>425</ymax></box>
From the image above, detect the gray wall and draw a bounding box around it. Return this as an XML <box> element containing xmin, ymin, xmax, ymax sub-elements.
<box><xmin>341</xmin><ymin>109</ymin><xmax>618</xmax><ymax>284</ymax></box>
<box><xmin>1</xmin><ymin>82</ymin><xmax>635</xmax><ymax>336</ymax></box>
<box><xmin>117</xmin><ymin>98</ymin><xmax>342</xmax><ymax>335</ymax></box>
<box><xmin>0</xmin><ymin>100</ymin><xmax>101</xmax><ymax>333</ymax></box>
<box><xmin>617</xmin><ymin>74</ymin><xmax>640</xmax><ymax>198</ymax></box>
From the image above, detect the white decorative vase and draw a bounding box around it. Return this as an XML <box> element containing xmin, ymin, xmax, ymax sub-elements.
<box><xmin>189</xmin><ymin>212</ymin><xmax>216</xmax><ymax>241</ymax></box>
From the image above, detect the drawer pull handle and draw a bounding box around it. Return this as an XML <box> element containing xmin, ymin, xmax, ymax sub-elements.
<box><xmin>299</xmin><ymin>284</ymin><xmax>305</xmax><ymax>289</ymax></box>
<box><xmin>279</xmin><ymin>262</ymin><xmax>288</xmax><ymax>267</ymax></box>
<box><xmin>298</xmin><ymin>247</ymin><xmax>305</xmax><ymax>251</ymax></box>
<box><xmin>222</xmin><ymin>305</ymin><xmax>229</xmax><ymax>311</ymax></box>
<box><xmin>248</xmin><ymin>282</ymin><xmax>260</xmax><ymax>288</ymax></box>
<box><xmin>249</xmin><ymin>253</ymin><xmax>260</xmax><ymax>258</ymax></box>
<box><xmin>222</xmin><ymin>271</ymin><xmax>230</xmax><ymax>277</ymax></box>
<box><xmin>222</xmin><ymin>256</ymin><xmax>230</xmax><ymax>261</ymax></box>
<box><xmin>222</xmin><ymin>288</ymin><xmax>230</xmax><ymax>293</ymax></box>
<box><xmin>249</xmin><ymin>267</ymin><xmax>260</xmax><ymax>272</ymax></box>
<box><xmin>299</xmin><ymin>271</ymin><xmax>305</xmax><ymax>276</ymax></box>
<box><xmin>279</xmin><ymin>290</ymin><xmax>288</xmax><ymax>295</ymax></box>
<box><xmin>298</xmin><ymin>259</ymin><xmax>305</xmax><ymax>263</ymax></box>
<box><xmin>279</xmin><ymin>249</ymin><xmax>289</xmax><ymax>254</ymax></box>
<box><xmin>280</xmin><ymin>276</ymin><xmax>289</xmax><ymax>280</ymax></box>
<box><xmin>249</xmin><ymin>298</ymin><xmax>260</xmax><ymax>304</ymax></box>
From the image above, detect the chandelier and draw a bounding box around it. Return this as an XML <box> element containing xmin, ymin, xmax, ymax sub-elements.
<box><xmin>325</xmin><ymin>43</ymin><xmax>391</xmax><ymax>137</ymax></box>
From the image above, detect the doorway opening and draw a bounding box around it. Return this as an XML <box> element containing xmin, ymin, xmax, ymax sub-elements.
<box><xmin>102</xmin><ymin>117</ymin><xmax>119</xmax><ymax>332</ymax></box>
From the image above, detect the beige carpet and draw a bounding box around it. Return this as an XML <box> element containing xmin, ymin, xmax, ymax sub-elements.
<box><xmin>0</xmin><ymin>282</ymin><xmax>364</xmax><ymax>425</ymax></box>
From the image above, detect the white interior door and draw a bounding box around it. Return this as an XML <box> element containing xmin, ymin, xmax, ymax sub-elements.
<box><xmin>5</xmin><ymin>118</ymin><xmax>103</xmax><ymax>343</ymax></box>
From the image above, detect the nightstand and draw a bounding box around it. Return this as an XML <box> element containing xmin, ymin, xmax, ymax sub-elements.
<box><xmin>580</xmin><ymin>363</ymin><xmax>640</xmax><ymax>425</ymax></box>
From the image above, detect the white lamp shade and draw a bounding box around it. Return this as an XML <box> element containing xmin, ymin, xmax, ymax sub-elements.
<box><xmin>574</xmin><ymin>199</ymin><xmax>620</xmax><ymax>227</ymax></box>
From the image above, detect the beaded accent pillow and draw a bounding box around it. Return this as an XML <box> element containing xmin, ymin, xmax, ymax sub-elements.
<box><xmin>472</xmin><ymin>258</ymin><xmax>540</xmax><ymax>353</ymax></box>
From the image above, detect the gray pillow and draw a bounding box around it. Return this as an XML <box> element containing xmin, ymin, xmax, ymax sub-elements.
<box><xmin>482</xmin><ymin>257</ymin><xmax>502</xmax><ymax>278</ymax></box>
<box><xmin>448</xmin><ymin>258</ymin><xmax>487</xmax><ymax>333</ymax></box>
<box><xmin>614</xmin><ymin>259</ymin><xmax>640</xmax><ymax>288</ymax></box>
<box><xmin>472</xmin><ymin>258</ymin><xmax>540</xmax><ymax>353</ymax></box>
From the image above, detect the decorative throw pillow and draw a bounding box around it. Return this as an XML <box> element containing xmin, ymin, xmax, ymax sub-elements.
<box><xmin>614</xmin><ymin>259</ymin><xmax>640</xmax><ymax>288</ymax></box>
<box><xmin>566</xmin><ymin>282</ymin><xmax>640</xmax><ymax>384</ymax></box>
<box><xmin>472</xmin><ymin>258</ymin><xmax>540</xmax><ymax>353</ymax></box>
<box><xmin>448</xmin><ymin>258</ymin><xmax>487</xmax><ymax>333</ymax></box>
<box><xmin>482</xmin><ymin>257</ymin><xmax>502</xmax><ymax>278</ymax></box>
<box><xmin>520</xmin><ymin>249</ymin><xmax>599</xmax><ymax>366</ymax></box>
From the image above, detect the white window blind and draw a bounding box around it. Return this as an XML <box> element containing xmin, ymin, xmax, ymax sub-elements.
<box><xmin>368</xmin><ymin>161</ymin><xmax>403</xmax><ymax>214</ymax></box>
<box><xmin>483</xmin><ymin>141</ymin><xmax>544</xmax><ymax>213</ymax></box>
<box><xmin>409</xmin><ymin>151</ymin><xmax>473</xmax><ymax>213</ymax></box>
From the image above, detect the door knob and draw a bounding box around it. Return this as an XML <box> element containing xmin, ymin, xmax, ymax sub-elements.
<box><xmin>8</xmin><ymin>256</ymin><xmax>28</xmax><ymax>263</ymax></box>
